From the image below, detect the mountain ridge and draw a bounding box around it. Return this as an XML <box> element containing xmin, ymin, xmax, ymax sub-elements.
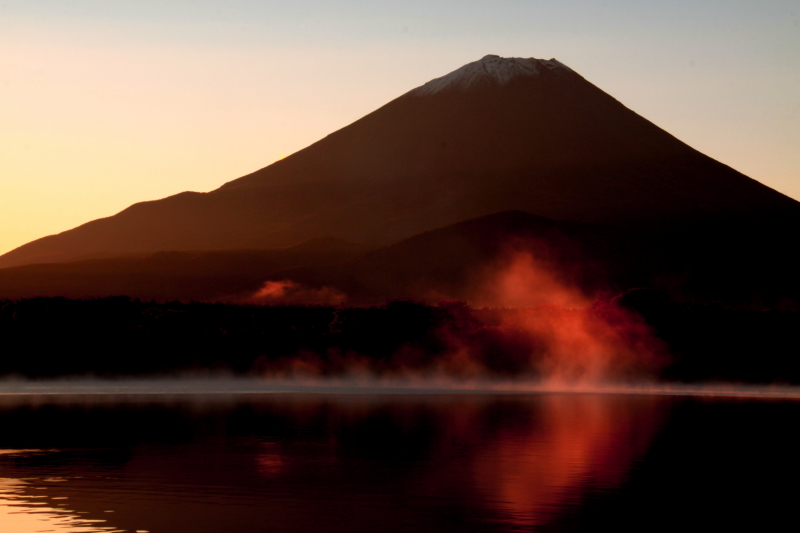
<box><xmin>1</xmin><ymin>209</ymin><xmax>798</xmax><ymax>308</ymax></box>
<box><xmin>1</xmin><ymin>54</ymin><xmax>798</xmax><ymax>269</ymax></box>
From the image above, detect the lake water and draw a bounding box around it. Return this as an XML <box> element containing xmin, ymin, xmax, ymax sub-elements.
<box><xmin>0</xmin><ymin>381</ymin><xmax>797</xmax><ymax>532</ymax></box>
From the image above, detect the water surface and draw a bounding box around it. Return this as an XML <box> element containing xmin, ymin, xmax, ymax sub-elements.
<box><xmin>0</xmin><ymin>384</ymin><xmax>796</xmax><ymax>532</ymax></box>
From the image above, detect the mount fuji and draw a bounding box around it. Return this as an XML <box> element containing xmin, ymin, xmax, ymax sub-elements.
<box><xmin>1</xmin><ymin>54</ymin><xmax>799</xmax><ymax>307</ymax></box>
<box><xmin>2</xmin><ymin>54</ymin><xmax>797</xmax><ymax>269</ymax></box>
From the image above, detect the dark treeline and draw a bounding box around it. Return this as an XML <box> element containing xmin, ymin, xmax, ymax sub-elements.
<box><xmin>0</xmin><ymin>294</ymin><xmax>798</xmax><ymax>383</ymax></box>
<box><xmin>0</xmin><ymin>298</ymin><xmax>447</xmax><ymax>377</ymax></box>
<box><xmin>616</xmin><ymin>290</ymin><xmax>800</xmax><ymax>384</ymax></box>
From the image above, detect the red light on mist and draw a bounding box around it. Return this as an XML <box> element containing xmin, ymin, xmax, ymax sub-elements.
<box><xmin>505</xmin><ymin>303</ymin><xmax>669</xmax><ymax>383</ymax></box>
<box><xmin>251</xmin><ymin>249</ymin><xmax>669</xmax><ymax>384</ymax></box>
<box><xmin>251</xmin><ymin>280</ymin><xmax>346</xmax><ymax>306</ymax></box>
<box><xmin>468</xmin><ymin>249</ymin><xmax>669</xmax><ymax>383</ymax></box>
<box><xmin>473</xmin><ymin>251</ymin><xmax>590</xmax><ymax>309</ymax></box>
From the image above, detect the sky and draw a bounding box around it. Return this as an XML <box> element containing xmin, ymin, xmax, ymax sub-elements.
<box><xmin>1</xmin><ymin>0</ymin><xmax>798</xmax><ymax>256</ymax></box>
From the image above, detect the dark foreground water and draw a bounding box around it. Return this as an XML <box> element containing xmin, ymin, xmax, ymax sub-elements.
<box><xmin>0</xmin><ymin>384</ymin><xmax>797</xmax><ymax>532</ymax></box>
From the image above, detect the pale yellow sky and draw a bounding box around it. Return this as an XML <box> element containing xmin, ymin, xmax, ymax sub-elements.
<box><xmin>1</xmin><ymin>1</ymin><xmax>798</xmax><ymax>256</ymax></box>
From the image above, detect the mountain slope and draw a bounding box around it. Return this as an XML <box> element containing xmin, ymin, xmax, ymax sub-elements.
<box><xmin>266</xmin><ymin>211</ymin><xmax>800</xmax><ymax>308</ymax></box>
<box><xmin>2</xmin><ymin>210</ymin><xmax>797</xmax><ymax>308</ymax></box>
<box><xmin>0</xmin><ymin>238</ymin><xmax>371</xmax><ymax>302</ymax></box>
<box><xmin>2</xmin><ymin>54</ymin><xmax>798</xmax><ymax>268</ymax></box>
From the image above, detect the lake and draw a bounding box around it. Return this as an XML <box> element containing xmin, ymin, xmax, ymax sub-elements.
<box><xmin>0</xmin><ymin>380</ymin><xmax>797</xmax><ymax>532</ymax></box>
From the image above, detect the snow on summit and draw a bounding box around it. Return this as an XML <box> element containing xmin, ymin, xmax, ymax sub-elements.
<box><xmin>410</xmin><ymin>55</ymin><xmax>575</xmax><ymax>96</ymax></box>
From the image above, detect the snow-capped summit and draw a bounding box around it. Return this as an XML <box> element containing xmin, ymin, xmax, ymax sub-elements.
<box><xmin>409</xmin><ymin>55</ymin><xmax>576</xmax><ymax>96</ymax></box>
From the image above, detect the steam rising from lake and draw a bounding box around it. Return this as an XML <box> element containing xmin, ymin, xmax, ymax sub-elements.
<box><xmin>248</xmin><ymin>249</ymin><xmax>669</xmax><ymax>384</ymax></box>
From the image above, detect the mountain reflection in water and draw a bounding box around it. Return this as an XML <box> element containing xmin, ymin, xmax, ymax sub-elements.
<box><xmin>0</xmin><ymin>390</ymin><xmax>795</xmax><ymax>532</ymax></box>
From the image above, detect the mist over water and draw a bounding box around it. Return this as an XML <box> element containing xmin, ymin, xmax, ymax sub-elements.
<box><xmin>4</xmin><ymin>376</ymin><xmax>800</xmax><ymax>400</ymax></box>
<box><xmin>241</xmin><ymin>249</ymin><xmax>671</xmax><ymax>386</ymax></box>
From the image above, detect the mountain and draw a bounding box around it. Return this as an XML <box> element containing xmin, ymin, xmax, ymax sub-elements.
<box><xmin>0</xmin><ymin>238</ymin><xmax>371</xmax><ymax>302</ymax></box>
<box><xmin>258</xmin><ymin>211</ymin><xmax>800</xmax><ymax>308</ymax></box>
<box><xmin>2</xmin><ymin>54</ymin><xmax>798</xmax><ymax>269</ymax></box>
<box><xmin>260</xmin><ymin>211</ymin><xmax>620</xmax><ymax>306</ymax></box>
<box><xmin>4</xmin><ymin>209</ymin><xmax>797</xmax><ymax>307</ymax></box>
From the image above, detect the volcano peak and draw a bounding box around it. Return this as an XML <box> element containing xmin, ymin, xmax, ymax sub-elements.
<box><xmin>1</xmin><ymin>52</ymin><xmax>797</xmax><ymax>273</ymax></box>
<box><xmin>409</xmin><ymin>54</ymin><xmax>576</xmax><ymax>96</ymax></box>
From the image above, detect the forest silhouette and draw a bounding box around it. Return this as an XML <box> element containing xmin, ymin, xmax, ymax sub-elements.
<box><xmin>1</xmin><ymin>294</ymin><xmax>797</xmax><ymax>383</ymax></box>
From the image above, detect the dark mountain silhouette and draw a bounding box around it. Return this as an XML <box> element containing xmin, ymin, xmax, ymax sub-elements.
<box><xmin>265</xmin><ymin>211</ymin><xmax>800</xmax><ymax>308</ymax></box>
<box><xmin>4</xmin><ymin>209</ymin><xmax>797</xmax><ymax>307</ymax></box>
<box><xmin>0</xmin><ymin>237</ymin><xmax>370</xmax><ymax>302</ymax></box>
<box><xmin>265</xmin><ymin>211</ymin><xmax>608</xmax><ymax>305</ymax></box>
<box><xmin>4</xmin><ymin>209</ymin><xmax>795</xmax><ymax>307</ymax></box>
<box><xmin>2</xmin><ymin>54</ymin><xmax>798</xmax><ymax>269</ymax></box>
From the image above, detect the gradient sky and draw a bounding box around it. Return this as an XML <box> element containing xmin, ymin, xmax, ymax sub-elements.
<box><xmin>1</xmin><ymin>0</ymin><xmax>798</xmax><ymax>256</ymax></box>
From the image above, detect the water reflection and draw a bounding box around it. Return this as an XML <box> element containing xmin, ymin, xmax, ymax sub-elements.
<box><xmin>0</xmin><ymin>470</ymin><xmax>123</xmax><ymax>533</ymax></box>
<box><xmin>0</xmin><ymin>393</ymin><xmax>666</xmax><ymax>533</ymax></box>
<box><xmin>471</xmin><ymin>395</ymin><xmax>663</xmax><ymax>528</ymax></box>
